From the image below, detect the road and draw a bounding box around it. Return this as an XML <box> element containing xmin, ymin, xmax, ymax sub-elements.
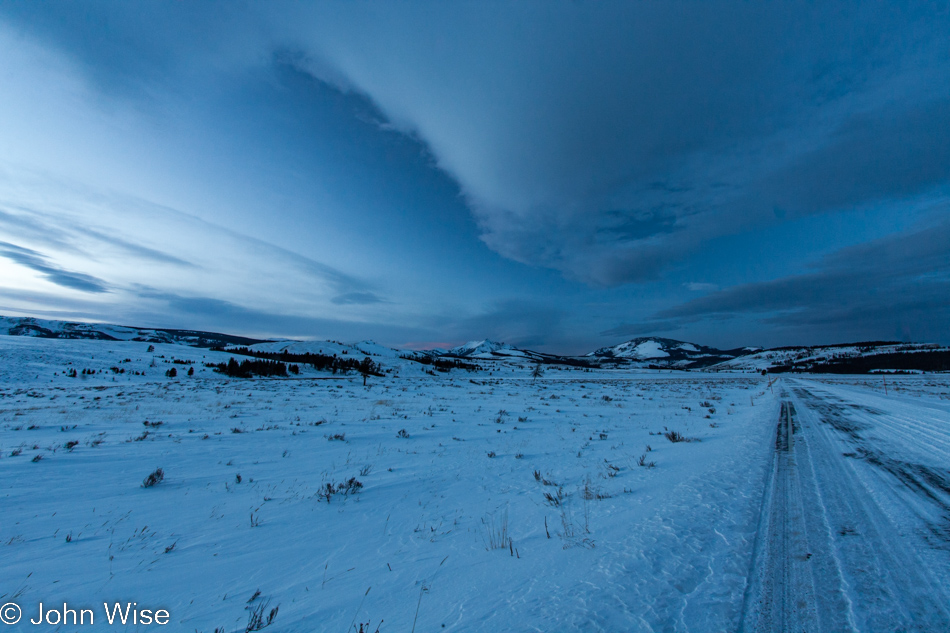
<box><xmin>741</xmin><ymin>377</ymin><xmax>950</xmax><ymax>632</ymax></box>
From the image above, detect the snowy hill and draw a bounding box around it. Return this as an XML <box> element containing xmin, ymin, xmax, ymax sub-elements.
<box><xmin>446</xmin><ymin>339</ymin><xmax>521</xmax><ymax>358</ymax></box>
<box><xmin>589</xmin><ymin>337</ymin><xmax>752</xmax><ymax>369</ymax></box>
<box><xmin>241</xmin><ymin>339</ymin><xmax>406</xmax><ymax>359</ymax></box>
<box><xmin>710</xmin><ymin>341</ymin><xmax>950</xmax><ymax>373</ymax></box>
<box><xmin>0</xmin><ymin>315</ymin><xmax>265</xmax><ymax>348</ymax></box>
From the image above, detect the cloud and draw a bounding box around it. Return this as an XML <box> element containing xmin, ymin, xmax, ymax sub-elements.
<box><xmin>754</xmin><ymin>97</ymin><xmax>950</xmax><ymax>216</ymax></box>
<box><xmin>276</xmin><ymin>1</ymin><xmax>950</xmax><ymax>284</ymax></box>
<box><xmin>0</xmin><ymin>167</ymin><xmax>382</xmax><ymax>305</ymax></box>
<box><xmin>0</xmin><ymin>202</ymin><xmax>193</xmax><ymax>267</ymax></box>
<box><xmin>600</xmin><ymin>319</ymin><xmax>685</xmax><ymax>339</ymax></box>
<box><xmin>0</xmin><ymin>241</ymin><xmax>109</xmax><ymax>293</ymax></box>
<box><xmin>685</xmin><ymin>282</ymin><xmax>719</xmax><ymax>292</ymax></box>
<box><xmin>650</xmin><ymin>215</ymin><xmax>950</xmax><ymax>343</ymax></box>
<box><xmin>0</xmin><ymin>286</ymin><xmax>114</xmax><ymax>318</ymax></box>
<box><xmin>126</xmin><ymin>291</ymin><xmax>428</xmax><ymax>343</ymax></box>
<box><xmin>1</xmin><ymin>3</ymin><xmax>948</xmax><ymax>351</ymax></box>
<box><xmin>5</xmin><ymin>4</ymin><xmax>948</xmax><ymax>290</ymax></box>
<box><xmin>331</xmin><ymin>292</ymin><xmax>385</xmax><ymax>305</ymax></box>
<box><xmin>431</xmin><ymin>299</ymin><xmax>567</xmax><ymax>350</ymax></box>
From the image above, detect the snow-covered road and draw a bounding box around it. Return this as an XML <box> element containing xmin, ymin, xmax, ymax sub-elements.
<box><xmin>742</xmin><ymin>378</ymin><xmax>950</xmax><ymax>632</ymax></box>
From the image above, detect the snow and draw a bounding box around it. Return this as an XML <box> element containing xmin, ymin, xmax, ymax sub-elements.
<box><xmin>593</xmin><ymin>339</ymin><xmax>670</xmax><ymax>359</ymax></box>
<box><xmin>631</xmin><ymin>340</ymin><xmax>668</xmax><ymax>358</ymax></box>
<box><xmin>447</xmin><ymin>340</ymin><xmax>516</xmax><ymax>358</ymax></box>
<box><xmin>742</xmin><ymin>376</ymin><xmax>950</xmax><ymax>630</ymax></box>
<box><xmin>2</xmin><ymin>335</ymin><xmax>948</xmax><ymax>632</ymax></box>
<box><xmin>711</xmin><ymin>342</ymin><xmax>948</xmax><ymax>372</ymax></box>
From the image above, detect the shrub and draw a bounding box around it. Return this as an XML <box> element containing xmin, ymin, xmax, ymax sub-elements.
<box><xmin>165</xmin><ymin>367</ymin><xmax>177</xmax><ymax>378</ymax></box>
<box><xmin>142</xmin><ymin>467</ymin><xmax>165</xmax><ymax>488</ymax></box>
<box><xmin>245</xmin><ymin>599</ymin><xmax>278</xmax><ymax>632</ymax></box>
<box><xmin>397</xmin><ymin>429</ymin><xmax>410</xmax><ymax>439</ymax></box>
<box><xmin>663</xmin><ymin>430</ymin><xmax>689</xmax><ymax>443</ymax></box>
<box><xmin>543</xmin><ymin>487</ymin><xmax>565</xmax><ymax>507</ymax></box>
<box><xmin>320</xmin><ymin>478</ymin><xmax>364</xmax><ymax>502</ymax></box>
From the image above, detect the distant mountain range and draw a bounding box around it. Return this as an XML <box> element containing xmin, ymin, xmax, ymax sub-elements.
<box><xmin>2</xmin><ymin>315</ymin><xmax>948</xmax><ymax>373</ymax></box>
<box><xmin>587</xmin><ymin>336</ymin><xmax>760</xmax><ymax>368</ymax></box>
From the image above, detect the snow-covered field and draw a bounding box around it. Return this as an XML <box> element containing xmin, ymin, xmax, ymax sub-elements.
<box><xmin>1</xmin><ymin>336</ymin><xmax>949</xmax><ymax>632</ymax></box>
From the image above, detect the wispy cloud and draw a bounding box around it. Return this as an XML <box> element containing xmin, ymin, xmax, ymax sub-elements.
<box><xmin>0</xmin><ymin>241</ymin><xmax>109</xmax><ymax>293</ymax></box>
<box><xmin>331</xmin><ymin>292</ymin><xmax>385</xmax><ymax>305</ymax></box>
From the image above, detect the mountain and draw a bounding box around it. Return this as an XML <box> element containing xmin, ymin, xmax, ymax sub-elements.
<box><xmin>710</xmin><ymin>341</ymin><xmax>950</xmax><ymax>373</ymax></box>
<box><xmin>446</xmin><ymin>340</ymin><xmax>519</xmax><ymax>358</ymax></box>
<box><xmin>0</xmin><ymin>316</ymin><xmax>266</xmax><ymax>348</ymax></box>
<box><xmin>4</xmin><ymin>314</ymin><xmax>947</xmax><ymax>373</ymax></box>
<box><xmin>589</xmin><ymin>337</ymin><xmax>754</xmax><ymax>369</ymax></box>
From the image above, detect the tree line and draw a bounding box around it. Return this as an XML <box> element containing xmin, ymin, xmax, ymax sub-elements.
<box><xmin>212</xmin><ymin>347</ymin><xmax>382</xmax><ymax>376</ymax></box>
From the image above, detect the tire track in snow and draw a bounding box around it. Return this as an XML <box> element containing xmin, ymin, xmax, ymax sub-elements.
<box><xmin>740</xmin><ymin>399</ymin><xmax>847</xmax><ymax>633</ymax></box>
<box><xmin>742</xmin><ymin>381</ymin><xmax>950</xmax><ymax>632</ymax></box>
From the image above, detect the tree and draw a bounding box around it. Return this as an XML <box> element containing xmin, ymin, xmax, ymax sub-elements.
<box><xmin>358</xmin><ymin>356</ymin><xmax>377</xmax><ymax>386</ymax></box>
<box><xmin>531</xmin><ymin>362</ymin><xmax>544</xmax><ymax>380</ymax></box>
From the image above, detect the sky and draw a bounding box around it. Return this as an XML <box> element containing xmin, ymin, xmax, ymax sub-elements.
<box><xmin>0</xmin><ymin>1</ymin><xmax>947</xmax><ymax>354</ymax></box>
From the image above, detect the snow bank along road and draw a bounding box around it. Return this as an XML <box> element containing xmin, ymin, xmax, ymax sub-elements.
<box><xmin>742</xmin><ymin>377</ymin><xmax>950</xmax><ymax>632</ymax></box>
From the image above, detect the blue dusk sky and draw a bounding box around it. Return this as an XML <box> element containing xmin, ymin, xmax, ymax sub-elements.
<box><xmin>0</xmin><ymin>1</ymin><xmax>947</xmax><ymax>353</ymax></box>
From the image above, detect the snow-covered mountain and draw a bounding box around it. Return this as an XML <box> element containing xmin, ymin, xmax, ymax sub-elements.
<box><xmin>710</xmin><ymin>341</ymin><xmax>950</xmax><ymax>373</ymax></box>
<box><xmin>589</xmin><ymin>337</ymin><xmax>752</xmax><ymax>368</ymax></box>
<box><xmin>446</xmin><ymin>339</ymin><xmax>519</xmax><ymax>358</ymax></box>
<box><xmin>0</xmin><ymin>316</ymin><xmax>265</xmax><ymax>348</ymax></box>
<box><xmin>4</xmin><ymin>315</ymin><xmax>947</xmax><ymax>373</ymax></box>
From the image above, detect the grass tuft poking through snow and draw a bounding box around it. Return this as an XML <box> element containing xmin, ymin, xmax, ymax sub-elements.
<box><xmin>142</xmin><ymin>467</ymin><xmax>164</xmax><ymax>488</ymax></box>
